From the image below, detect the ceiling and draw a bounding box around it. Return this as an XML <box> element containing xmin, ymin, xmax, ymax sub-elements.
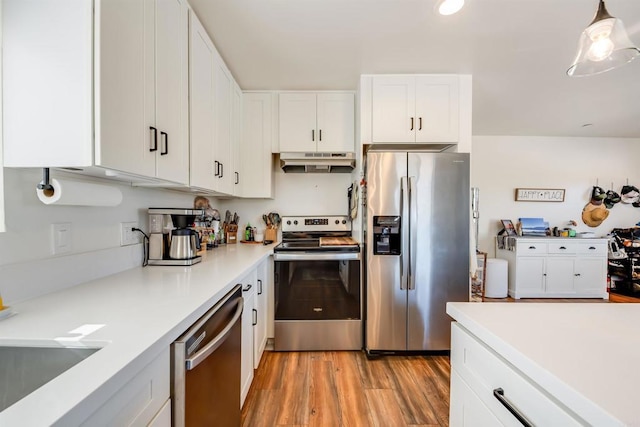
<box><xmin>188</xmin><ymin>0</ymin><xmax>640</xmax><ymax>138</ymax></box>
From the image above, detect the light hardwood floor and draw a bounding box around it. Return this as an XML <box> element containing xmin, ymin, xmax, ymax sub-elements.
<box><xmin>241</xmin><ymin>351</ymin><xmax>450</xmax><ymax>427</ymax></box>
<box><xmin>242</xmin><ymin>293</ymin><xmax>639</xmax><ymax>426</ymax></box>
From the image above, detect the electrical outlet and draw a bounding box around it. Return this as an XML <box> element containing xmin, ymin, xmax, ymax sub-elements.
<box><xmin>120</xmin><ymin>222</ymin><xmax>139</xmax><ymax>246</ymax></box>
<box><xmin>52</xmin><ymin>223</ymin><xmax>72</xmax><ymax>254</ymax></box>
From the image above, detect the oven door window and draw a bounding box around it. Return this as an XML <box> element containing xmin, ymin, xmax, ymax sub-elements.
<box><xmin>275</xmin><ymin>259</ymin><xmax>361</xmax><ymax>320</ymax></box>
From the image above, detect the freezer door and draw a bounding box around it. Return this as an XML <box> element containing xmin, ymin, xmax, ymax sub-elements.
<box><xmin>365</xmin><ymin>151</ymin><xmax>408</xmax><ymax>351</ymax></box>
<box><xmin>407</xmin><ymin>152</ymin><xmax>469</xmax><ymax>350</ymax></box>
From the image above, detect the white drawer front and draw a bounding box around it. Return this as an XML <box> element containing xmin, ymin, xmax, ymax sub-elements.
<box><xmin>547</xmin><ymin>242</ymin><xmax>577</xmax><ymax>254</ymax></box>
<box><xmin>516</xmin><ymin>242</ymin><xmax>547</xmax><ymax>255</ymax></box>
<box><xmin>576</xmin><ymin>243</ymin><xmax>607</xmax><ymax>256</ymax></box>
<box><xmin>451</xmin><ymin>324</ymin><xmax>582</xmax><ymax>426</ymax></box>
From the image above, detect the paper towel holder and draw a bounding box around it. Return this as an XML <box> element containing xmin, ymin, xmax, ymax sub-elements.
<box><xmin>36</xmin><ymin>168</ymin><xmax>54</xmax><ymax>194</ymax></box>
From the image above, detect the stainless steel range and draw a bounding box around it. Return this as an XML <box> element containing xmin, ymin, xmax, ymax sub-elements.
<box><xmin>273</xmin><ymin>215</ymin><xmax>362</xmax><ymax>351</ymax></box>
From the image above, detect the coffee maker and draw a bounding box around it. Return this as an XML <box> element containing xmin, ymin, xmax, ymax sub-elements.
<box><xmin>148</xmin><ymin>208</ymin><xmax>204</xmax><ymax>266</ymax></box>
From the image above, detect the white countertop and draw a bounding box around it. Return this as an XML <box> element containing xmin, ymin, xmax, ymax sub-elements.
<box><xmin>447</xmin><ymin>302</ymin><xmax>640</xmax><ymax>426</ymax></box>
<box><xmin>0</xmin><ymin>243</ymin><xmax>274</xmax><ymax>426</ymax></box>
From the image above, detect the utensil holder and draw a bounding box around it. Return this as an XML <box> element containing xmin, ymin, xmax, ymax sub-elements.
<box><xmin>226</xmin><ymin>224</ymin><xmax>238</xmax><ymax>244</ymax></box>
<box><xmin>265</xmin><ymin>227</ymin><xmax>277</xmax><ymax>242</ymax></box>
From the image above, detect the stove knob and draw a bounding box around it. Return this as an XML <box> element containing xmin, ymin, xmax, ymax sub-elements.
<box><xmin>293</xmin><ymin>220</ymin><xmax>298</xmax><ymax>225</ymax></box>
<box><xmin>286</xmin><ymin>220</ymin><xmax>291</xmax><ymax>225</ymax></box>
<box><xmin>342</xmin><ymin>220</ymin><xmax>347</xmax><ymax>224</ymax></box>
<box><xmin>335</xmin><ymin>220</ymin><xmax>340</xmax><ymax>225</ymax></box>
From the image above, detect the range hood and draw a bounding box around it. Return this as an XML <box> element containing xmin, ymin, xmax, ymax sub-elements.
<box><xmin>279</xmin><ymin>152</ymin><xmax>355</xmax><ymax>173</ymax></box>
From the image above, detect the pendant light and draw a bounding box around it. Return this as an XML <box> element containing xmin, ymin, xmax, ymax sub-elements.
<box><xmin>567</xmin><ymin>0</ymin><xmax>640</xmax><ymax>77</ymax></box>
<box><xmin>436</xmin><ymin>0</ymin><xmax>465</xmax><ymax>16</ymax></box>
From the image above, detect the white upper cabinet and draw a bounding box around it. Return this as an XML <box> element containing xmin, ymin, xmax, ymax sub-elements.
<box><xmin>241</xmin><ymin>92</ymin><xmax>274</xmax><ymax>199</ymax></box>
<box><xmin>371</xmin><ymin>75</ymin><xmax>459</xmax><ymax>143</ymax></box>
<box><xmin>278</xmin><ymin>92</ymin><xmax>354</xmax><ymax>153</ymax></box>
<box><xmin>189</xmin><ymin>11</ymin><xmax>216</xmax><ymax>191</ymax></box>
<box><xmin>231</xmin><ymin>82</ymin><xmax>243</xmax><ymax>196</ymax></box>
<box><xmin>213</xmin><ymin>50</ymin><xmax>234</xmax><ymax>195</ymax></box>
<box><xmin>3</xmin><ymin>0</ymin><xmax>189</xmax><ymax>185</ymax></box>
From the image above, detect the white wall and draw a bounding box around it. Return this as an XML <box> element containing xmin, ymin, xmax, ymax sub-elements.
<box><xmin>0</xmin><ymin>169</ymin><xmax>199</xmax><ymax>304</ymax></box>
<box><xmin>473</xmin><ymin>136</ymin><xmax>640</xmax><ymax>257</ymax></box>
<box><xmin>219</xmin><ymin>168</ymin><xmax>353</xmax><ymax>233</ymax></box>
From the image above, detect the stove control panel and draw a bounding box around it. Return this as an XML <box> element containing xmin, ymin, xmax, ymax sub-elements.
<box><xmin>281</xmin><ymin>216</ymin><xmax>351</xmax><ymax>232</ymax></box>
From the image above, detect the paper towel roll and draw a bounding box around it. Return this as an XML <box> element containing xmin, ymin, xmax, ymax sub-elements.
<box><xmin>36</xmin><ymin>178</ymin><xmax>123</xmax><ymax>206</ymax></box>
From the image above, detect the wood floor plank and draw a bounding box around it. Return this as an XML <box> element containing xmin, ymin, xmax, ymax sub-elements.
<box><xmin>386</xmin><ymin>357</ymin><xmax>441</xmax><ymax>426</ymax></box>
<box><xmin>308</xmin><ymin>359</ymin><xmax>341</xmax><ymax>427</ymax></box>
<box><xmin>333</xmin><ymin>352</ymin><xmax>374</xmax><ymax>427</ymax></box>
<box><xmin>356</xmin><ymin>354</ymin><xmax>394</xmax><ymax>389</ymax></box>
<box><xmin>276</xmin><ymin>351</ymin><xmax>311</xmax><ymax>426</ymax></box>
<box><xmin>414</xmin><ymin>357</ymin><xmax>451</xmax><ymax>426</ymax></box>
<box><xmin>252</xmin><ymin>350</ymin><xmax>289</xmax><ymax>390</ymax></box>
<box><xmin>364</xmin><ymin>388</ymin><xmax>408</xmax><ymax>427</ymax></box>
<box><xmin>241</xmin><ymin>389</ymin><xmax>284</xmax><ymax>427</ymax></box>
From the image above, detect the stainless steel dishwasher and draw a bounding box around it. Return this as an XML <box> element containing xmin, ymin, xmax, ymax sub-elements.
<box><xmin>172</xmin><ymin>284</ymin><xmax>243</xmax><ymax>427</ymax></box>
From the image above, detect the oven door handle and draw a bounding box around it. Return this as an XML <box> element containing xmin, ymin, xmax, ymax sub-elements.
<box><xmin>185</xmin><ymin>298</ymin><xmax>244</xmax><ymax>370</ymax></box>
<box><xmin>273</xmin><ymin>252</ymin><xmax>361</xmax><ymax>261</ymax></box>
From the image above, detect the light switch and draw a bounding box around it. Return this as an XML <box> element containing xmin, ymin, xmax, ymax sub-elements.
<box><xmin>52</xmin><ymin>223</ymin><xmax>72</xmax><ymax>254</ymax></box>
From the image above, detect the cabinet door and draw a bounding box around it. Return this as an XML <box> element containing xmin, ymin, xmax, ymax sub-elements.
<box><xmin>96</xmin><ymin>0</ymin><xmax>156</xmax><ymax>176</ymax></box>
<box><xmin>371</xmin><ymin>76</ymin><xmax>416</xmax><ymax>143</ymax></box>
<box><xmin>316</xmin><ymin>93</ymin><xmax>354</xmax><ymax>152</ymax></box>
<box><xmin>3</xmin><ymin>1</ymin><xmax>94</xmax><ymax>167</ymax></box>
<box><xmin>450</xmin><ymin>370</ymin><xmax>502</xmax><ymax>427</ymax></box>
<box><xmin>231</xmin><ymin>82</ymin><xmax>243</xmax><ymax>196</ymax></box>
<box><xmin>188</xmin><ymin>12</ymin><xmax>216</xmax><ymax>191</ymax></box>
<box><xmin>515</xmin><ymin>257</ymin><xmax>545</xmax><ymax>296</ymax></box>
<box><xmin>213</xmin><ymin>52</ymin><xmax>233</xmax><ymax>194</ymax></box>
<box><xmin>240</xmin><ymin>273</ymin><xmax>257</xmax><ymax>407</ymax></box>
<box><xmin>575</xmin><ymin>257</ymin><xmax>607</xmax><ymax>295</ymax></box>
<box><xmin>278</xmin><ymin>93</ymin><xmax>318</xmax><ymax>152</ymax></box>
<box><xmin>155</xmin><ymin>0</ymin><xmax>189</xmax><ymax>184</ymax></box>
<box><xmin>241</xmin><ymin>93</ymin><xmax>274</xmax><ymax>198</ymax></box>
<box><xmin>414</xmin><ymin>75</ymin><xmax>459</xmax><ymax>143</ymax></box>
<box><xmin>545</xmin><ymin>257</ymin><xmax>576</xmax><ymax>295</ymax></box>
<box><xmin>254</xmin><ymin>260</ymin><xmax>269</xmax><ymax>369</ymax></box>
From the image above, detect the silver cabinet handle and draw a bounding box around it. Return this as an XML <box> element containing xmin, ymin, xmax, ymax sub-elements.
<box><xmin>493</xmin><ymin>388</ymin><xmax>533</xmax><ymax>427</ymax></box>
<box><xmin>312</xmin><ymin>129</ymin><xmax>315</xmax><ymax>141</ymax></box>
<box><xmin>185</xmin><ymin>298</ymin><xmax>243</xmax><ymax>370</ymax></box>
<box><xmin>242</xmin><ymin>284</ymin><xmax>252</xmax><ymax>292</ymax></box>
<box><xmin>257</xmin><ymin>279</ymin><xmax>263</xmax><ymax>295</ymax></box>
<box><xmin>252</xmin><ymin>308</ymin><xmax>257</xmax><ymax>326</ymax></box>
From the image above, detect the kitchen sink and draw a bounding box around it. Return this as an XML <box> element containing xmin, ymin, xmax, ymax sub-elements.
<box><xmin>0</xmin><ymin>342</ymin><xmax>101</xmax><ymax>412</ymax></box>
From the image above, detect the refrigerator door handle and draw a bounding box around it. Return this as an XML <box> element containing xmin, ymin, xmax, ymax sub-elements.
<box><xmin>409</xmin><ymin>176</ymin><xmax>417</xmax><ymax>290</ymax></box>
<box><xmin>400</xmin><ymin>176</ymin><xmax>409</xmax><ymax>290</ymax></box>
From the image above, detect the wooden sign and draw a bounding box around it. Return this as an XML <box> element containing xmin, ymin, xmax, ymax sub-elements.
<box><xmin>515</xmin><ymin>188</ymin><xmax>565</xmax><ymax>202</ymax></box>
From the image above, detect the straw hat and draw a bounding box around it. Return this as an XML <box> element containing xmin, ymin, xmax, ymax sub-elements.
<box><xmin>582</xmin><ymin>202</ymin><xmax>609</xmax><ymax>227</ymax></box>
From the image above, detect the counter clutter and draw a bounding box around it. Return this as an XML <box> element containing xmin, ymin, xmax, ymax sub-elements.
<box><xmin>447</xmin><ymin>302</ymin><xmax>639</xmax><ymax>426</ymax></box>
<box><xmin>0</xmin><ymin>243</ymin><xmax>274</xmax><ymax>426</ymax></box>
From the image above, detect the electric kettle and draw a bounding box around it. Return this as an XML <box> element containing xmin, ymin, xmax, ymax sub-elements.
<box><xmin>170</xmin><ymin>228</ymin><xmax>200</xmax><ymax>260</ymax></box>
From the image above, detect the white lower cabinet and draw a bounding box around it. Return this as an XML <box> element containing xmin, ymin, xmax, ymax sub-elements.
<box><xmin>80</xmin><ymin>348</ymin><xmax>170</xmax><ymax>426</ymax></box>
<box><xmin>450</xmin><ymin>323</ymin><xmax>582</xmax><ymax>426</ymax></box>
<box><xmin>240</xmin><ymin>270</ymin><xmax>257</xmax><ymax>407</ymax></box>
<box><xmin>147</xmin><ymin>399</ymin><xmax>171</xmax><ymax>427</ymax></box>
<box><xmin>498</xmin><ymin>238</ymin><xmax>608</xmax><ymax>299</ymax></box>
<box><xmin>254</xmin><ymin>259</ymin><xmax>269</xmax><ymax>369</ymax></box>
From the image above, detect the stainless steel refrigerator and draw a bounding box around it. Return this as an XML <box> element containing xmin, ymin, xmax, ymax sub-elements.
<box><xmin>365</xmin><ymin>149</ymin><xmax>469</xmax><ymax>353</ymax></box>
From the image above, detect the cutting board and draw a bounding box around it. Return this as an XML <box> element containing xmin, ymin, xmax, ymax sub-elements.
<box><xmin>319</xmin><ymin>237</ymin><xmax>357</xmax><ymax>246</ymax></box>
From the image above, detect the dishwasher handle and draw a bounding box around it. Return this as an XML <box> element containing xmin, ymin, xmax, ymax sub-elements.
<box><xmin>185</xmin><ymin>297</ymin><xmax>244</xmax><ymax>370</ymax></box>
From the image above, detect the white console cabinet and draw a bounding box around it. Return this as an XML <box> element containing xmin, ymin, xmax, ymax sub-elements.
<box><xmin>498</xmin><ymin>237</ymin><xmax>608</xmax><ymax>299</ymax></box>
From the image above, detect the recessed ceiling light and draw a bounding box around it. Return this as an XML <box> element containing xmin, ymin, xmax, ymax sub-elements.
<box><xmin>436</xmin><ymin>0</ymin><xmax>465</xmax><ymax>16</ymax></box>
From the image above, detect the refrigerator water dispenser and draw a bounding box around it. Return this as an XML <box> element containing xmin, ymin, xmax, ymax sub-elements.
<box><xmin>373</xmin><ymin>216</ymin><xmax>401</xmax><ymax>255</ymax></box>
